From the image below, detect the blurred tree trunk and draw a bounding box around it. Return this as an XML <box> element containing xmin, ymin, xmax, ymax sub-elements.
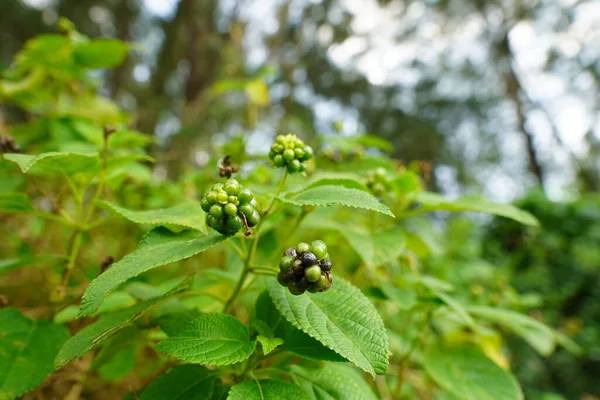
<box><xmin>108</xmin><ymin>0</ymin><xmax>138</xmax><ymax>99</ymax></box>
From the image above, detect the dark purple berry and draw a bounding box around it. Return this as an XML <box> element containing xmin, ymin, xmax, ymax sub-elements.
<box><xmin>297</xmin><ymin>277</ymin><xmax>311</xmax><ymax>291</ymax></box>
<box><xmin>320</xmin><ymin>260</ymin><xmax>332</xmax><ymax>272</ymax></box>
<box><xmin>289</xmin><ymin>282</ymin><xmax>305</xmax><ymax>296</ymax></box>
<box><xmin>301</xmin><ymin>251</ymin><xmax>318</xmax><ymax>267</ymax></box>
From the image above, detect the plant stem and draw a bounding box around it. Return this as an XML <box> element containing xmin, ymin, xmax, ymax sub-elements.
<box><xmin>223</xmin><ymin>171</ymin><xmax>289</xmax><ymax>314</ymax></box>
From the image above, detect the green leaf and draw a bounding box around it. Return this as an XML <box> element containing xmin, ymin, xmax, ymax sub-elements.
<box><xmin>97</xmin><ymin>200</ymin><xmax>207</xmax><ymax>233</ymax></box>
<box><xmin>256</xmin><ymin>335</ymin><xmax>284</xmax><ymax>355</ymax></box>
<box><xmin>255</xmin><ymin>291</ymin><xmax>346</xmax><ymax>362</ymax></box>
<box><xmin>73</xmin><ymin>39</ymin><xmax>128</xmax><ymax>69</ymax></box>
<box><xmin>267</xmin><ymin>278</ymin><xmax>388</xmax><ymax>376</ymax></box>
<box><xmin>0</xmin><ymin>308</ymin><xmax>69</xmax><ymax>400</ymax></box>
<box><xmin>156</xmin><ymin>313</ymin><xmax>255</xmax><ymax>366</ymax></box>
<box><xmin>295</xmin><ymin>177</ymin><xmax>370</xmax><ymax>194</ymax></box>
<box><xmin>227</xmin><ymin>380</ymin><xmax>310</xmax><ymax>400</ymax></box>
<box><xmin>139</xmin><ymin>365</ymin><xmax>217</xmax><ymax>400</ymax></box>
<box><xmin>79</xmin><ymin>228</ymin><xmax>228</xmax><ymax>317</ymax></box>
<box><xmin>277</xmin><ymin>185</ymin><xmax>394</xmax><ymax>217</ymax></box>
<box><xmin>372</xmin><ymin>226</ymin><xmax>405</xmax><ymax>265</ymax></box>
<box><xmin>55</xmin><ymin>278</ymin><xmax>191</xmax><ymax>368</ymax></box>
<box><xmin>432</xmin><ymin>290</ymin><xmax>475</xmax><ymax>327</ymax></box>
<box><xmin>97</xmin><ymin>344</ymin><xmax>137</xmax><ymax>382</ymax></box>
<box><xmin>422</xmin><ymin>346</ymin><xmax>523</xmax><ymax>400</ymax></box>
<box><xmin>413</xmin><ymin>192</ymin><xmax>539</xmax><ymax>226</ymax></box>
<box><xmin>468</xmin><ymin>306</ymin><xmax>579</xmax><ymax>356</ymax></box>
<box><xmin>0</xmin><ymin>256</ymin><xmax>64</xmax><ymax>275</ymax></box>
<box><xmin>3</xmin><ymin>152</ymin><xmax>99</xmax><ymax>175</ymax></box>
<box><xmin>291</xmin><ymin>364</ymin><xmax>378</xmax><ymax>400</ymax></box>
<box><xmin>0</xmin><ymin>192</ymin><xmax>32</xmax><ymax>213</ymax></box>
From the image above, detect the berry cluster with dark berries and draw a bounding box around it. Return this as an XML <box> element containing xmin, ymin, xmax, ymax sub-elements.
<box><xmin>277</xmin><ymin>240</ymin><xmax>332</xmax><ymax>295</ymax></box>
<box><xmin>366</xmin><ymin>167</ymin><xmax>390</xmax><ymax>197</ymax></box>
<box><xmin>268</xmin><ymin>133</ymin><xmax>313</xmax><ymax>174</ymax></box>
<box><xmin>201</xmin><ymin>178</ymin><xmax>259</xmax><ymax>236</ymax></box>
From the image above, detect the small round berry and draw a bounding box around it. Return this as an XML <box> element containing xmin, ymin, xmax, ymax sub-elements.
<box><xmin>200</xmin><ymin>197</ymin><xmax>210</xmax><ymax>212</ymax></box>
<box><xmin>299</xmin><ymin>162</ymin><xmax>307</xmax><ymax>173</ymax></box>
<box><xmin>224</xmin><ymin>179</ymin><xmax>240</xmax><ymax>195</ymax></box>
<box><xmin>273</xmin><ymin>154</ymin><xmax>285</xmax><ymax>167</ymax></box>
<box><xmin>239</xmin><ymin>204</ymin><xmax>254</xmax><ymax>217</ymax></box>
<box><xmin>284</xmin><ymin>247</ymin><xmax>297</xmax><ymax>258</ymax></box>
<box><xmin>322</xmin><ymin>253</ymin><xmax>330</xmax><ymax>261</ymax></box>
<box><xmin>246</xmin><ymin>209</ymin><xmax>260</xmax><ymax>227</ymax></box>
<box><xmin>296</xmin><ymin>242</ymin><xmax>310</xmax><ymax>254</ymax></box>
<box><xmin>284</xmin><ymin>141</ymin><xmax>295</xmax><ymax>150</ymax></box>
<box><xmin>272</xmin><ymin>143</ymin><xmax>284</xmax><ymax>154</ymax></box>
<box><xmin>206</xmin><ymin>191</ymin><xmax>218</xmax><ymax>205</ymax></box>
<box><xmin>279</xmin><ymin>256</ymin><xmax>295</xmax><ymax>272</ymax></box>
<box><xmin>224</xmin><ymin>203</ymin><xmax>238</xmax><ymax>217</ymax></box>
<box><xmin>287</xmin><ymin>159</ymin><xmax>301</xmax><ymax>173</ymax></box>
<box><xmin>301</xmin><ymin>251</ymin><xmax>318</xmax><ymax>267</ymax></box>
<box><xmin>310</xmin><ymin>241</ymin><xmax>328</xmax><ymax>259</ymax></box>
<box><xmin>315</xmin><ymin>274</ymin><xmax>329</xmax><ymax>290</ymax></box>
<box><xmin>209</xmin><ymin>204</ymin><xmax>224</xmax><ymax>219</ymax></box>
<box><xmin>294</xmin><ymin>139</ymin><xmax>304</xmax><ymax>149</ymax></box>
<box><xmin>283</xmin><ymin>149</ymin><xmax>295</xmax><ymax>162</ymax></box>
<box><xmin>268</xmin><ymin>150</ymin><xmax>276</xmax><ymax>159</ymax></box>
<box><xmin>297</xmin><ymin>277</ymin><xmax>311</xmax><ymax>291</ymax></box>
<box><xmin>228</xmin><ymin>195</ymin><xmax>237</xmax><ymax>203</ymax></box>
<box><xmin>294</xmin><ymin>147</ymin><xmax>305</xmax><ymax>159</ymax></box>
<box><xmin>301</xmin><ymin>145</ymin><xmax>313</xmax><ymax>161</ymax></box>
<box><xmin>217</xmin><ymin>192</ymin><xmax>229</xmax><ymax>204</ymax></box>
<box><xmin>211</xmin><ymin>217</ymin><xmax>227</xmax><ymax>233</ymax></box>
<box><xmin>277</xmin><ymin>271</ymin><xmax>291</xmax><ymax>287</ymax></box>
<box><xmin>238</xmin><ymin>188</ymin><xmax>253</xmax><ymax>204</ymax></box>
<box><xmin>320</xmin><ymin>260</ymin><xmax>332</xmax><ymax>272</ymax></box>
<box><xmin>226</xmin><ymin>215</ymin><xmax>243</xmax><ymax>232</ymax></box>
<box><xmin>212</xmin><ymin>183</ymin><xmax>224</xmax><ymax>191</ymax></box>
<box><xmin>288</xmin><ymin>282</ymin><xmax>305</xmax><ymax>296</ymax></box>
<box><xmin>249</xmin><ymin>198</ymin><xmax>258</xmax><ymax>208</ymax></box>
<box><xmin>206</xmin><ymin>215</ymin><xmax>217</xmax><ymax>227</ymax></box>
<box><xmin>305</xmin><ymin>265</ymin><xmax>322</xmax><ymax>282</ymax></box>
<box><xmin>276</xmin><ymin>135</ymin><xmax>286</xmax><ymax>144</ymax></box>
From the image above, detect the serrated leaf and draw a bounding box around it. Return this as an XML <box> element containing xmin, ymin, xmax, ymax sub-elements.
<box><xmin>256</xmin><ymin>291</ymin><xmax>346</xmax><ymax>362</ymax></box>
<box><xmin>0</xmin><ymin>308</ymin><xmax>69</xmax><ymax>400</ymax></box>
<box><xmin>55</xmin><ymin>278</ymin><xmax>191</xmax><ymax>368</ymax></box>
<box><xmin>468</xmin><ymin>306</ymin><xmax>576</xmax><ymax>356</ymax></box>
<box><xmin>97</xmin><ymin>200</ymin><xmax>207</xmax><ymax>233</ymax></box>
<box><xmin>267</xmin><ymin>278</ymin><xmax>388</xmax><ymax>377</ymax></box>
<box><xmin>257</xmin><ymin>335</ymin><xmax>284</xmax><ymax>355</ymax></box>
<box><xmin>3</xmin><ymin>152</ymin><xmax>99</xmax><ymax>175</ymax></box>
<box><xmin>422</xmin><ymin>346</ymin><xmax>523</xmax><ymax>400</ymax></box>
<box><xmin>156</xmin><ymin>313</ymin><xmax>255</xmax><ymax>365</ymax></box>
<box><xmin>227</xmin><ymin>380</ymin><xmax>310</xmax><ymax>400</ymax></box>
<box><xmin>277</xmin><ymin>185</ymin><xmax>394</xmax><ymax>217</ymax></box>
<box><xmin>139</xmin><ymin>365</ymin><xmax>217</xmax><ymax>400</ymax></box>
<box><xmin>0</xmin><ymin>192</ymin><xmax>32</xmax><ymax>213</ymax></box>
<box><xmin>73</xmin><ymin>39</ymin><xmax>128</xmax><ymax>69</ymax></box>
<box><xmin>413</xmin><ymin>192</ymin><xmax>539</xmax><ymax>226</ymax></box>
<box><xmin>79</xmin><ymin>228</ymin><xmax>228</xmax><ymax>317</ymax></box>
<box><xmin>291</xmin><ymin>364</ymin><xmax>378</xmax><ymax>400</ymax></box>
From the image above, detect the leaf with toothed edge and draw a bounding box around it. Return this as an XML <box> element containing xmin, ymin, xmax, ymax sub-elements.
<box><xmin>227</xmin><ymin>380</ymin><xmax>310</xmax><ymax>400</ymax></box>
<box><xmin>267</xmin><ymin>277</ymin><xmax>388</xmax><ymax>377</ymax></box>
<box><xmin>276</xmin><ymin>185</ymin><xmax>394</xmax><ymax>217</ymax></box>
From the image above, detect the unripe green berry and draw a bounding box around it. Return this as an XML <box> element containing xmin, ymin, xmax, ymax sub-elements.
<box><xmin>287</xmin><ymin>159</ymin><xmax>301</xmax><ymax>173</ymax></box>
<box><xmin>206</xmin><ymin>191</ymin><xmax>218</xmax><ymax>205</ymax></box>
<box><xmin>224</xmin><ymin>179</ymin><xmax>240</xmax><ymax>195</ymax></box>
<box><xmin>310</xmin><ymin>241</ymin><xmax>328</xmax><ymax>259</ymax></box>
<box><xmin>246</xmin><ymin>209</ymin><xmax>260</xmax><ymax>227</ymax></box>
<box><xmin>283</xmin><ymin>149</ymin><xmax>295</xmax><ymax>162</ymax></box>
<box><xmin>209</xmin><ymin>204</ymin><xmax>225</xmax><ymax>219</ymax></box>
<box><xmin>273</xmin><ymin>154</ymin><xmax>285</xmax><ymax>167</ymax></box>
<box><xmin>277</xmin><ymin>271</ymin><xmax>291</xmax><ymax>286</ymax></box>
<box><xmin>296</xmin><ymin>242</ymin><xmax>310</xmax><ymax>254</ymax></box>
<box><xmin>238</xmin><ymin>188</ymin><xmax>253</xmax><ymax>204</ymax></box>
<box><xmin>224</xmin><ymin>203</ymin><xmax>238</xmax><ymax>216</ymax></box>
<box><xmin>226</xmin><ymin>215</ymin><xmax>243</xmax><ymax>232</ymax></box>
<box><xmin>211</xmin><ymin>217</ymin><xmax>226</xmax><ymax>232</ymax></box>
<box><xmin>279</xmin><ymin>256</ymin><xmax>295</xmax><ymax>272</ymax></box>
<box><xmin>294</xmin><ymin>147</ymin><xmax>305</xmax><ymax>159</ymax></box>
<box><xmin>301</xmin><ymin>145</ymin><xmax>313</xmax><ymax>161</ymax></box>
<box><xmin>228</xmin><ymin>195</ymin><xmax>237</xmax><ymax>203</ymax></box>
<box><xmin>294</xmin><ymin>139</ymin><xmax>304</xmax><ymax>149</ymax></box>
<box><xmin>284</xmin><ymin>141</ymin><xmax>295</xmax><ymax>150</ymax></box>
<box><xmin>272</xmin><ymin>143</ymin><xmax>284</xmax><ymax>154</ymax></box>
<box><xmin>315</xmin><ymin>274</ymin><xmax>329</xmax><ymax>290</ymax></box>
<box><xmin>200</xmin><ymin>197</ymin><xmax>210</xmax><ymax>212</ymax></box>
<box><xmin>217</xmin><ymin>192</ymin><xmax>229</xmax><ymax>204</ymax></box>
<box><xmin>276</xmin><ymin>135</ymin><xmax>286</xmax><ymax>144</ymax></box>
<box><xmin>305</xmin><ymin>265</ymin><xmax>322</xmax><ymax>282</ymax></box>
<box><xmin>212</xmin><ymin>183</ymin><xmax>224</xmax><ymax>191</ymax></box>
<box><xmin>239</xmin><ymin>204</ymin><xmax>254</xmax><ymax>217</ymax></box>
<box><xmin>322</xmin><ymin>253</ymin><xmax>330</xmax><ymax>261</ymax></box>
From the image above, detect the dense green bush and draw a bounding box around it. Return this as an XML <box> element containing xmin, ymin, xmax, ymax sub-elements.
<box><xmin>0</xmin><ymin>23</ymin><xmax>580</xmax><ymax>400</ymax></box>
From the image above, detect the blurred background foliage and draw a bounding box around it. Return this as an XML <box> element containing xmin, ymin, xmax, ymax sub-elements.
<box><xmin>1</xmin><ymin>0</ymin><xmax>599</xmax><ymax>399</ymax></box>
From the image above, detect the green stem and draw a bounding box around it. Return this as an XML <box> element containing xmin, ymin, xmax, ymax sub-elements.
<box><xmin>223</xmin><ymin>171</ymin><xmax>289</xmax><ymax>314</ymax></box>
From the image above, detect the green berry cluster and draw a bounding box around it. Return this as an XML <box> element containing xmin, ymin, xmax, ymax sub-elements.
<box><xmin>366</xmin><ymin>167</ymin><xmax>390</xmax><ymax>197</ymax></box>
<box><xmin>268</xmin><ymin>133</ymin><xmax>313</xmax><ymax>174</ymax></box>
<box><xmin>201</xmin><ymin>178</ymin><xmax>260</xmax><ymax>235</ymax></box>
<box><xmin>277</xmin><ymin>240</ymin><xmax>332</xmax><ymax>295</ymax></box>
